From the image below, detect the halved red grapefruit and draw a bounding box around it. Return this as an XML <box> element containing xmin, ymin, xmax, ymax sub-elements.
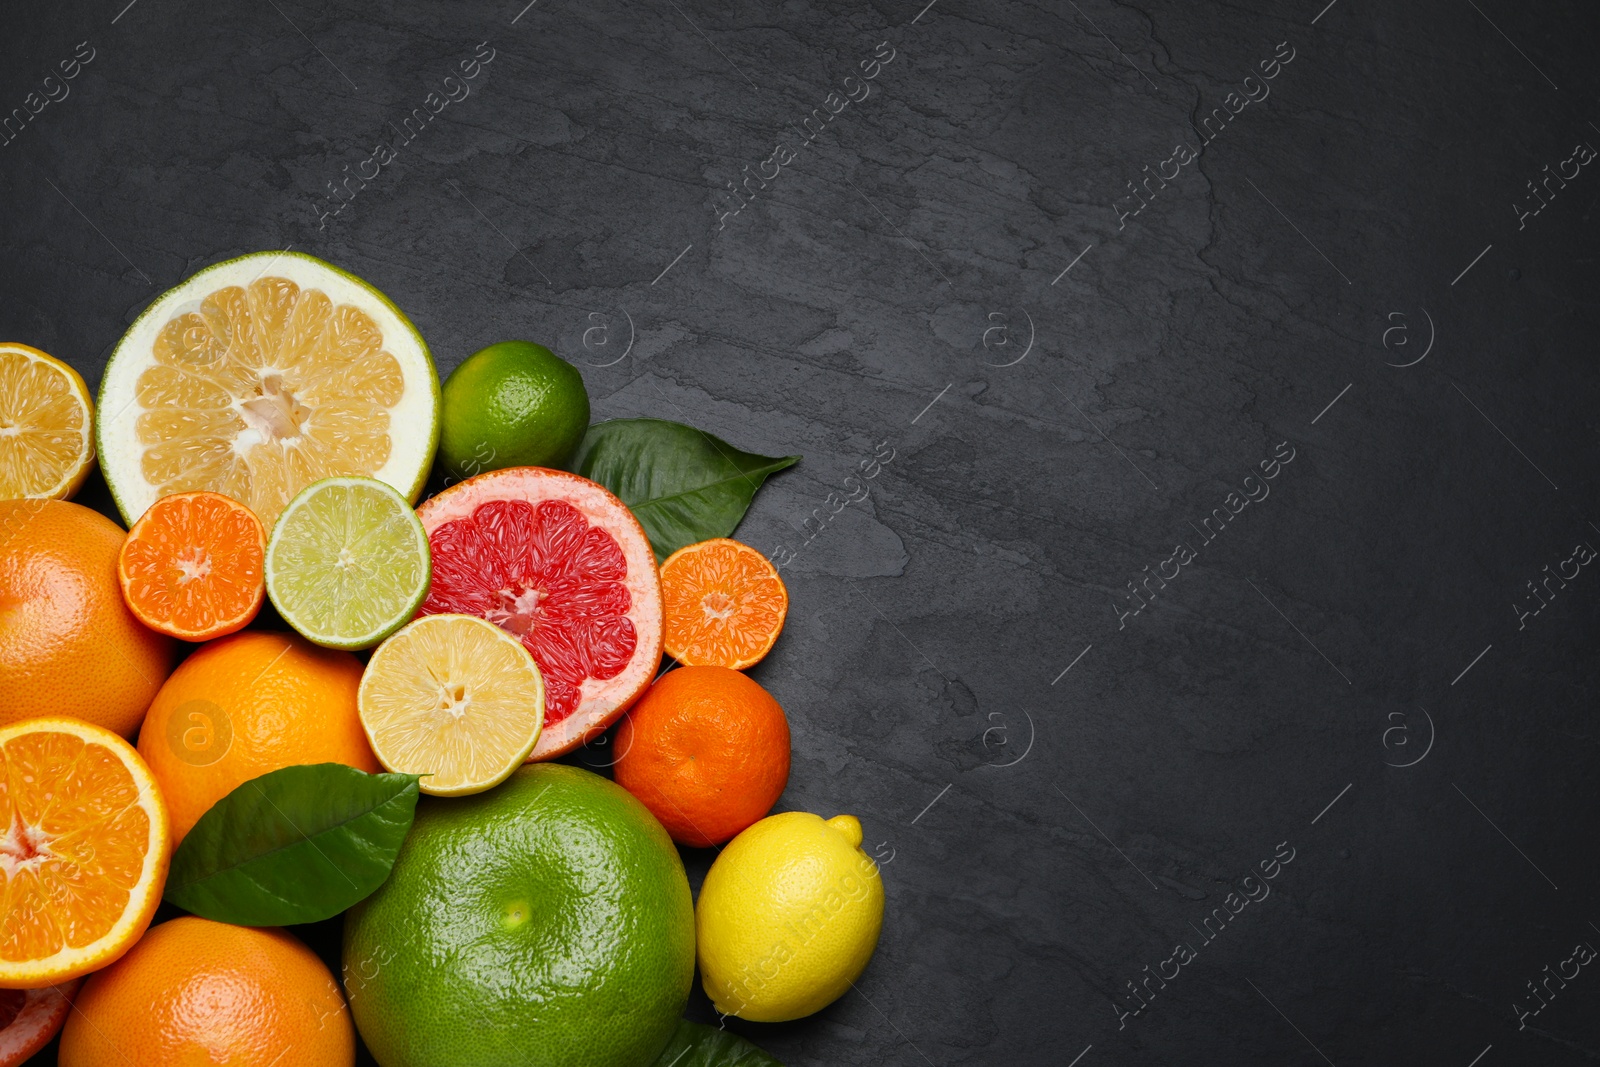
<box><xmin>0</xmin><ymin>981</ymin><xmax>78</xmax><ymax>1066</ymax></box>
<box><xmin>416</xmin><ymin>467</ymin><xmax>662</xmax><ymax>759</ymax></box>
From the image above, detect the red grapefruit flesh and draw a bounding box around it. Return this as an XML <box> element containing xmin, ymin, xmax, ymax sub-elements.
<box><xmin>417</xmin><ymin>467</ymin><xmax>663</xmax><ymax>759</ymax></box>
<box><xmin>0</xmin><ymin>980</ymin><xmax>77</xmax><ymax>1066</ymax></box>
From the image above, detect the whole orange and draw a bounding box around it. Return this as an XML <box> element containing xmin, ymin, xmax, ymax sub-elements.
<box><xmin>136</xmin><ymin>630</ymin><xmax>379</xmax><ymax>841</ymax></box>
<box><xmin>58</xmin><ymin>916</ymin><xmax>355</xmax><ymax>1067</ymax></box>
<box><xmin>0</xmin><ymin>499</ymin><xmax>174</xmax><ymax>735</ymax></box>
<box><xmin>614</xmin><ymin>666</ymin><xmax>790</xmax><ymax>848</ymax></box>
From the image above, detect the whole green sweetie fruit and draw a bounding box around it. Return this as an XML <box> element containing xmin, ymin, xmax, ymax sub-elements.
<box><xmin>342</xmin><ymin>764</ymin><xmax>694</xmax><ymax>1067</ymax></box>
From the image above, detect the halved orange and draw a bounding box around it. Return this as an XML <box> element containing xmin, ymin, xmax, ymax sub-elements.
<box><xmin>0</xmin><ymin>343</ymin><xmax>95</xmax><ymax>501</ymax></box>
<box><xmin>117</xmin><ymin>491</ymin><xmax>266</xmax><ymax>641</ymax></box>
<box><xmin>0</xmin><ymin>717</ymin><xmax>170</xmax><ymax>989</ymax></box>
<box><xmin>659</xmin><ymin>538</ymin><xmax>788</xmax><ymax>670</ymax></box>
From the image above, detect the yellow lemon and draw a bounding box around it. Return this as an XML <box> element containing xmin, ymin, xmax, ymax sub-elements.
<box><xmin>695</xmin><ymin>811</ymin><xmax>884</xmax><ymax>1022</ymax></box>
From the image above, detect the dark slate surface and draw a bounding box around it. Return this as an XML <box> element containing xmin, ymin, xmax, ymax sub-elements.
<box><xmin>5</xmin><ymin>0</ymin><xmax>1600</xmax><ymax>1063</ymax></box>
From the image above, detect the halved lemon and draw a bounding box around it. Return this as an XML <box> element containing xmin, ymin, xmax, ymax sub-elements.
<box><xmin>0</xmin><ymin>343</ymin><xmax>94</xmax><ymax>500</ymax></box>
<box><xmin>358</xmin><ymin>614</ymin><xmax>545</xmax><ymax>796</ymax></box>
<box><xmin>96</xmin><ymin>251</ymin><xmax>440</xmax><ymax>528</ymax></box>
<box><xmin>0</xmin><ymin>717</ymin><xmax>170</xmax><ymax>988</ymax></box>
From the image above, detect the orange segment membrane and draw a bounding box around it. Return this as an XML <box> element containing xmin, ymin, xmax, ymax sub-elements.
<box><xmin>0</xmin><ymin>734</ymin><xmax>146</xmax><ymax>961</ymax></box>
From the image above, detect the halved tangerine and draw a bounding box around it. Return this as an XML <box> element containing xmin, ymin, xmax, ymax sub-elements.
<box><xmin>0</xmin><ymin>718</ymin><xmax>170</xmax><ymax>989</ymax></box>
<box><xmin>416</xmin><ymin>467</ymin><xmax>663</xmax><ymax>760</ymax></box>
<box><xmin>117</xmin><ymin>491</ymin><xmax>266</xmax><ymax>641</ymax></box>
<box><xmin>660</xmin><ymin>538</ymin><xmax>788</xmax><ymax>670</ymax></box>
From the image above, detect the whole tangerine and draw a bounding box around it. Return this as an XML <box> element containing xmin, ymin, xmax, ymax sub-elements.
<box><xmin>0</xmin><ymin>499</ymin><xmax>174</xmax><ymax>735</ymax></box>
<box><xmin>614</xmin><ymin>665</ymin><xmax>790</xmax><ymax>848</ymax></box>
<box><xmin>136</xmin><ymin>630</ymin><xmax>380</xmax><ymax>842</ymax></box>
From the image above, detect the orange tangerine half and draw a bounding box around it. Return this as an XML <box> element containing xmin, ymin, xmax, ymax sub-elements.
<box><xmin>117</xmin><ymin>491</ymin><xmax>266</xmax><ymax>641</ymax></box>
<box><xmin>659</xmin><ymin>539</ymin><xmax>788</xmax><ymax>670</ymax></box>
<box><xmin>0</xmin><ymin>717</ymin><xmax>170</xmax><ymax>989</ymax></box>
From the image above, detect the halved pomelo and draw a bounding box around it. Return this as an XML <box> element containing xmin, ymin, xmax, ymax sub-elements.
<box><xmin>0</xmin><ymin>980</ymin><xmax>78</xmax><ymax>1067</ymax></box>
<box><xmin>417</xmin><ymin>467</ymin><xmax>663</xmax><ymax>760</ymax></box>
<box><xmin>96</xmin><ymin>251</ymin><xmax>440</xmax><ymax>529</ymax></box>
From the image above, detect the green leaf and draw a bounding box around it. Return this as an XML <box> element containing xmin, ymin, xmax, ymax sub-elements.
<box><xmin>164</xmin><ymin>763</ymin><xmax>421</xmax><ymax>927</ymax></box>
<box><xmin>649</xmin><ymin>1020</ymin><xmax>784</xmax><ymax>1067</ymax></box>
<box><xmin>570</xmin><ymin>418</ymin><xmax>799</xmax><ymax>560</ymax></box>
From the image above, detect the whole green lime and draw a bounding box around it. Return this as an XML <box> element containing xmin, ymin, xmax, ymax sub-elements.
<box><xmin>439</xmin><ymin>340</ymin><xmax>590</xmax><ymax>477</ymax></box>
<box><xmin>342</xmin><ymin>764</ymin><xmax>695</xmax><ymax>1067</ymax></box>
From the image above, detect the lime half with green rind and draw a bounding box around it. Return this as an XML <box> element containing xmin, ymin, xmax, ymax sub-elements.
<box><xmin>265</xmin><ymin>476</ymin><xmax>431</xmax><ymax>650</ymax></box>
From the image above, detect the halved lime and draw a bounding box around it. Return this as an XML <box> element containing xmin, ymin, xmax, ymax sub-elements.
<box><xmin>265</xmin><ymin>476</ymin><xmax>430</xmax><ymax>650</ymax></box>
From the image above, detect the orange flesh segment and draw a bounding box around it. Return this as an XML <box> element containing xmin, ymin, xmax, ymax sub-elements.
<box><xmin>0</xmin><ymin>732</ymin><xmax>149</xmax><ymax>962</ymax></box>
<box><xmin>119</xmin><ymin>492</ymin><xmax>265</xmax><ymax>638</ymax></box>
<box><xmin>135</xmin><ymin>276</ymin><xmax>404</xmax><ymax>526</ymax></box>
<box><xmin>660</xmin><ymin>539</ymin><xmax>788</xmax><ymax>669</ymax></box>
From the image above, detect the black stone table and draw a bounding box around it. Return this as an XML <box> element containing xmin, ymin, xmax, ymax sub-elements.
<box><xmin>4</xmin><ymin>0</ymin><xmax>1600</xmax><ymax>1063</ymax></box>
